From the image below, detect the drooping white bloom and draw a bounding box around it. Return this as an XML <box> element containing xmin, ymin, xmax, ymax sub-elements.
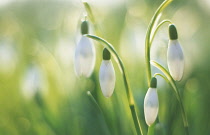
<box><xmin>74</xmin><ymin>20</ymin><xmax>95</xmax><ymax>78</ymax></box>
<box><xmin>99</xmin><ymin>48</ymin><xmax>115</xmax><ymax>98</ymax></box>
<box><xmin>144</xmin><ymin>77</ymin><xmax>159</xmax><ymax>126</ymax></box>
<box><xmin>167</xmin><ymin>40</ymin><xmax>184</xmax><ymax>81</ymax></box>
<box><xmin>0</xmin><ymin>40</ymin><xmax>17</xmax><ymax>74</ymax></box>
<box><xmin>21</xmin><ymin>65</ymin><xmax>43</xmax><ymax>99</ymax></box>
<box><xmin>74</xmin><ymin>36</ymin><xmax>95</xmax><ymax>77</ymax></box>
<box><xmin>144</xmin><ymin>88</ymin><xmax>159</xmax><ymax>126</ymax></box>
<box><xmin>99</xmin><ymin>60</ymin><xmax>116</xmax><ymax>97</ymax></box>
<box><xmin>167</xmin><ymin>24</ymin><xmax>184</xmax><ymax>81</ymax></box>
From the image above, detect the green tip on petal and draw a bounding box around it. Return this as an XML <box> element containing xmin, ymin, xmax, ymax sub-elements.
<box><xmin>150</xmin><ymin>77</ymin><xmax>157</xmax><ymax>88</ymax></box>
<box><xmin>103</xmin><ymin>48</ymin><xmax>111</xmax><ymax>60</ymax></box>
<box><xmin>169</xmin><ymin>24</ymin><xmax>178</xmax><ymax>40</ymax></box>
<box><xmin>81</xmin><ymin>20</ymin><xmax>89</xmax><ymax>35</ymax></box>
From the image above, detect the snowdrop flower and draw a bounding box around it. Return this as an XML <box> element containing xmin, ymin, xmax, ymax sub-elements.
<box><xmin>74</xmin><ymin>20</ymin><xmax>96</xmax><ymax>77</ymax></box>
<box><xmin>99</xmin><ymin>48</ymin><xmax>116</xmax><ymax>98</ymax></box>
<box><xmin>0</xmin><ymin>40</ymin><xmax>17</xmax><ymax>75</ymax></box>
<box><xmin>21</xmin><ymin>64</ymin><xmax>43</xmax><ymax>99</ymax></box>
<box><xmin>144</xmin><ymin>77</ymin><xmax>159</xmax><ymax>126</ymax></box>
<box><xmin>167</xmin><ymin>24</ymin><xmax>184</xmax><ymax>81</ymax></box>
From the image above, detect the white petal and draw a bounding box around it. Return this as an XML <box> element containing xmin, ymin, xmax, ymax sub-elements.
<box><xmin>167</xmin><ymin>40</ymin><xmax>184</xmax><ymax>81</ymax></box>
<box><xmin>0</xmin><ymin>43</ymin><xmax>17</xmax><ymax>74</ymax></box>
<box><xmin>74</xmin><ymin>36</ymin><xmax>96</xmax><ymax>77</ymax></box>
<box><xmin>22</xmin><ymin>65</ymin><xmax>42</xmax><ymax>99</ymax></box>
<box><xmin>99</xmin><ymin>60</ymin><xmax>116</xmax><ymax>98</ymax></box>
<box><xmin>144</xmin><ymin>88</ymin><xmax>159</xmax><ymax>126</ymax></box>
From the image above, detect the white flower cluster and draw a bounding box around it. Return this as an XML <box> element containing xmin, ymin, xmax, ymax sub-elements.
<box><xmin>144</xmin><ymin>24</ymin><xmax>184</xmax><ymax>126</ymax></box>
<box><xmin>74</xmin><ymin>20</ymin><xmax>185</xmax><ymax>127</ymax></box>
<box><xmin>74</xmin><ymin>20</ymin><xmax>116</xmax><ymax>97</ymax></box>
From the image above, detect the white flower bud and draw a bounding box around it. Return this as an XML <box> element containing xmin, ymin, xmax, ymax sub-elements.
<box><xmin>167</xmin><ymin>39</ymin><xmax>184</xmax><ymax>81</ymax></box>
<box><xmin>99</xmin><ymin>60</ymin><xmax>116</xmax><ymax>98</ymax></box>
<box><xmin>74</xmin><ymin>36</ymin><xmax>96</xmax><ymax>77</ymax></box>
<box><xmin>167</xmin><ymin>24</ymin><xmax>184</xmax><ymax>81</ymax></box>
<box><xmin>144</xmin><ymin>77</ymin><xmax>159</xmax><ymax>126</ymax></box>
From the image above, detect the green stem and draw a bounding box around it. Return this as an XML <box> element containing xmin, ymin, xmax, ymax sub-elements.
<box><xmin>144</xmin><ymin>1</ymin><xmax>173</xmax><ymax>135</ymax></box>
<box><xmin>145</xmin><ymin>0</ymin><xmax>173</xmax><ymax>86</ymax></box>
<box><xmin>85</xmin><ymin>34</ymin><xmax>133</xmax><ymax>104</ymax></box>
<box><xmin>130</xmin><ymin>105</ymin><xmax>143</xmax><ymax>135</ymax></box>
<box><xmin>154</xmin><ymin>73</ymin><xmax>169</xmax><ymax>83</ymax></box>
<box><xmin>87</xmin><ymin>91</ymin><xmax>103</xmax><ymax>112</ymax></box>
<box><xmin>83</xmin><ymin>2</ymin><xmax>102</xmax><ymax>36</ymax></box>
<box><xmin>87</xmin><ymin>91</ymin><xmax>112</xmax><ymax>135</ymax></box>
<box><xmin>150</xmin><ymin>60</ymin><xmax>189</xmax><ymax>135</ymax></box>
<box><xmin>83</xmin><ymin>2</ymin><xmax>95</xmax><ymax>24</ymax></box>
<box><xmin>83</xmin><ymin>3</ymin><xmax>143</xmax><ymax>134</ymax></box>
<box><xmin>84</xmin><ymin>34</ymin><xmax>144</xmax><ymax>135</ymax></box>
<box><xmin>150</xmin><ymin>19</ymin><xmax>172</xmax><ymax>46</ymax></box>
<box><xmin>34</xmin><ymin>93</ymin><xmax>60</xmax><ymax>134</ymax></box>
<box><xmin>147</xmin><ymin>123</ymin><xmax>155</xmax><ymax>135</ymax></box>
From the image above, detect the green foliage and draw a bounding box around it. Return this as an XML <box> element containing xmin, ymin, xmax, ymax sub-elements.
<box><xmin>0</xmin><ymin>0</ymin><xmax>209</xmax><ymax>135</ymax></box>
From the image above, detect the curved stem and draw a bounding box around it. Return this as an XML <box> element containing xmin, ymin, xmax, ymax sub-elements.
<box><xmin>150</xmin><ymin>60</ymin><xmax>189</xmax><ymax>135</ymax></box>
<box><xmin>83</xmin><ymin>3</ymin><xmax>143</xmax><ymax>134</ymax></box>
<box><xmin>145</xmin><ymin>0</ymin><xmax>173</xmax><ymax>86</ymax></box>
<box><xmin>154</xmin><ymin>73</ymin><xmax>168</xmax><ymax>83</ymax></box>
<box><xmin>84</xmin><ymin>34</ymin><xmax>144</xmax><ymax>135</ymax></box>
<box><xmin>150</xmin><ymin>19</ymin><xmax>172</xmax><ymax>46</ymax></box>
<box><xmin>85</xmin><ymin>34</ymin><xmax>133</xmax><ymax>104</ymax></box>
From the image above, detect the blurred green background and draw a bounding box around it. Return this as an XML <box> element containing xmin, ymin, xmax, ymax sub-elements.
<box><xmin>0</xmin><ymin>0</ymin><xmax>209</xmax><ymax>134</ymax></box>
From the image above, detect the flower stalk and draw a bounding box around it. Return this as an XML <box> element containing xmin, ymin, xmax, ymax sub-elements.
<box><xmin>144</xmin><ymin>0</ymin><xmax>189</xmax><ymax>135</ymax></box>
<box><xmin>150</xmin><ymin>20</ymin><xmax>172</xmax><ymax>45</ymax></box>
<box><xmin>83</xmin><ymin>2</ymin><xmax>102</xmax><ymax>36</ymax></box>
<box><xmin>144</xmin><ymin>2</ymin><xmax>173</xmax><ymax>134</ymax></box>
<box><xmin>81</xmin><ymin>1</ymin><xmax>189</xmax><ymax>135</ymax></box>
<box><xmin>82</xmin><ymin>3</ymin><xmax>143</xmax><ymax>134</ymax></box>
<box><xmin>150</xmin><ymin>60</ymin><xmax>189</xmax><ymax>134</ymax></box>
<box><xmin>145</xmin><ymin>0</ymin><xmax>173</xmax><ymax>86</ymax></box>
<box><xmin>84</xmin><ymin>34</ymin><xmax>144</xmax><ymax>135</ymax></box>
